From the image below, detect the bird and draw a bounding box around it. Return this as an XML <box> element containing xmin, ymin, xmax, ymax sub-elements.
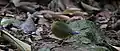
<box><xmin>51</xmin><ymin>21</ymin><xmax>79</xmax><ymax>39</ymax></box>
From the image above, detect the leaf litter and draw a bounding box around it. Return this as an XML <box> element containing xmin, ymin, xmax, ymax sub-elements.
<box><xmin>0</xmin><ymin>0</ymin><xmax>120</xmax><ymax>51</ymax></box>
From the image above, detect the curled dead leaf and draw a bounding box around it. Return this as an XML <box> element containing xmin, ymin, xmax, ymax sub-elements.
<box><xmin>81</xmin><ymin>2</ymin><xmax>100</xmax><ymax>11</ymax></box>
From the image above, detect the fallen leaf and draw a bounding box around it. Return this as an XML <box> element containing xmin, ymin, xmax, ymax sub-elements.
<box><xmin>1</xmin><ymin>17</ymin><xmax>21</xmax><ymax>27</ymax></box>
<box><xmin>63</xmin><ymin>8</ymin><xmax>81</xmax><ymax>14</ymax></box>
<box><xmin>81</xmin><ymin>2</ymin><xmax>100</xmax><ymax>11</ymax></box>
<box><xmin>1</xmin><ymin>30</ymin><xmax>31</xmax><ymax>51</ymax></box>
<box><xmin>112</xmin><ymin>46</ymin><xmax>120</xmax><ymax>51</ymax></box>
<box><xmin>1</xmin><ymin>17</ymin><xmax>15</xmax><ymax>27</ymax></box>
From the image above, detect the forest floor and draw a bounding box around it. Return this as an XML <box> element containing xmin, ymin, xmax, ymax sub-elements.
<box><xmin>0</xmin><ymin>0</ymin><xmax>120</xmax><ymax>51</ymax></box>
